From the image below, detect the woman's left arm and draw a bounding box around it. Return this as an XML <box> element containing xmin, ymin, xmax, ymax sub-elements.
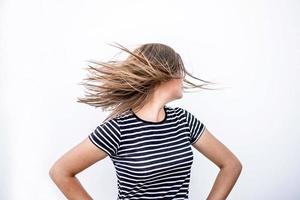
<box><xmin>192</xmin><ymin>128</ymin><xmax>243</xmax><ymax>200</ymax></box>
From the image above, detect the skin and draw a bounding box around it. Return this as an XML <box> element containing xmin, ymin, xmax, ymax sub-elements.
<box><xmin>49</xmin><ymin>77</ymin><xmax>242</xmax><ymax>200</ymax></box>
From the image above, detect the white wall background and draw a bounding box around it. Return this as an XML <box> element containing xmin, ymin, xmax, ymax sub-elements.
<box><xmin>1</xmin><ymin>0</ymin><xmax>299</xmax><ymax>199</ymax></box>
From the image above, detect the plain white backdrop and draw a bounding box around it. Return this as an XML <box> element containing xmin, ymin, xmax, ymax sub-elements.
<box><xmin>1</xmin><ymin>0</ymin><xmax>299</xmax><ymax>199</ymax></box>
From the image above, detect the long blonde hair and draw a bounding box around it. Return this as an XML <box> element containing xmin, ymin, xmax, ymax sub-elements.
<box><xmin>77</xmin><ymin>42</ymin><xmax>217</xmax><ymax>122</ymax></box>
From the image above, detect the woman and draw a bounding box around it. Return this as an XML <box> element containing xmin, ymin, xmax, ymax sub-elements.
<box><xmin>49</xmin><ymin>42</ymin><xmax>242</xmax><ymax>200</ymax></box>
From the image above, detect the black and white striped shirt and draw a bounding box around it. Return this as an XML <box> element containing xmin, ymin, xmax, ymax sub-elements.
<box><xmin>89</xmin><ymin>105</ymin><xmax>206</xmax><ymax>200</ymax></box>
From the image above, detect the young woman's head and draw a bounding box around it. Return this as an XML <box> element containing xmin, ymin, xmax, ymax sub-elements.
<box><xmin>77</xmin><ymin>42</ymin><xmax>216</xmax><ymax>122</ymax></box>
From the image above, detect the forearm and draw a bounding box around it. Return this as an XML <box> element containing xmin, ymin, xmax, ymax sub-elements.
<box><xmin>50</xmin><ymin>174</ymin><xmax>93</xmax><ymax>200</ymax></box>
<box><xmin>206</xmin><ymin>163</ymin><xmax>242</xmax><ymax>200</ymax></box>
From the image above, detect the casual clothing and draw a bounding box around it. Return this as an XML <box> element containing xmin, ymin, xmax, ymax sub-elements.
<box><xmin>89</xmin><ymin>105</ymin><xmax>206</xmax><ymax>200</ymax></box>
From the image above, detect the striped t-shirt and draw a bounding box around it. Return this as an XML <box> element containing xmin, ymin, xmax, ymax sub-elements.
<box><xmin>88</xmin><ymin>105</ymin><xmax>206</xmax><ymax>200</ymax></box>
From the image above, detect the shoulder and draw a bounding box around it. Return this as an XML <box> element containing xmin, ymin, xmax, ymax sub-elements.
<box><xmin>94</xmin><ymin>118</ymin><xmax>120</xmax><ymax>136</ymax></box>
<box><xmin>171</xmin><ymin>106</ymin><xmax>202</xmax><ymax>124</ymax></box>
<box><xmin>94</xmin><ymin>113</ymin><xmax>124</xmax><ymax>137</ymax></box>
<box><xmin>172</xmin><ymin>106</ymin><xmax>187</xmax><ymax>116</ymax></box>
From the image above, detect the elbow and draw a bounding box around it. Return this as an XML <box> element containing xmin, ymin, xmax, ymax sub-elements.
<box><xmin>49</xmin><ymin>164</ymin><xmax>59</xmax><ymax>182</ymax></box>
<box><xmin>49</xmin><ymin>163</ymin><xmax>71</xmax><ymax>183</ymax></box>
<box><xmin>232</xmin><ymin>160</ymin><xmax>243</xmax><ymax>173</ymax></box>
<box><xmin>222</xmin><ymin>158</ymin><xmax>243</xmax><ymax>172</ymax></box>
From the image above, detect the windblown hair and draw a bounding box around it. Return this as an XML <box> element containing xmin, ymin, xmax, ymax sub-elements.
<box><xmin>77</xmin><ymin>42</ymin><xmax>218</xmax><ymax>122</ymax></box>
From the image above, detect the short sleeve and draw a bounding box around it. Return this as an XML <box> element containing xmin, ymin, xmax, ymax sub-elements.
<box><xmin>179</xmin><ymin>107</ymin><xmax>206</xmax><ymax>144</ymax></box>
<box><xmin>88</xmin><ymin>118</ymin><xmax>121</xmax><ymax>157</ymax></box>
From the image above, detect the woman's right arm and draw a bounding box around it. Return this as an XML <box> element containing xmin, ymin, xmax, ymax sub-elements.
<box><xmin>49</xmin><ymin>137</ymin><xmax>109</xmax><ymax>200</ymax></box>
